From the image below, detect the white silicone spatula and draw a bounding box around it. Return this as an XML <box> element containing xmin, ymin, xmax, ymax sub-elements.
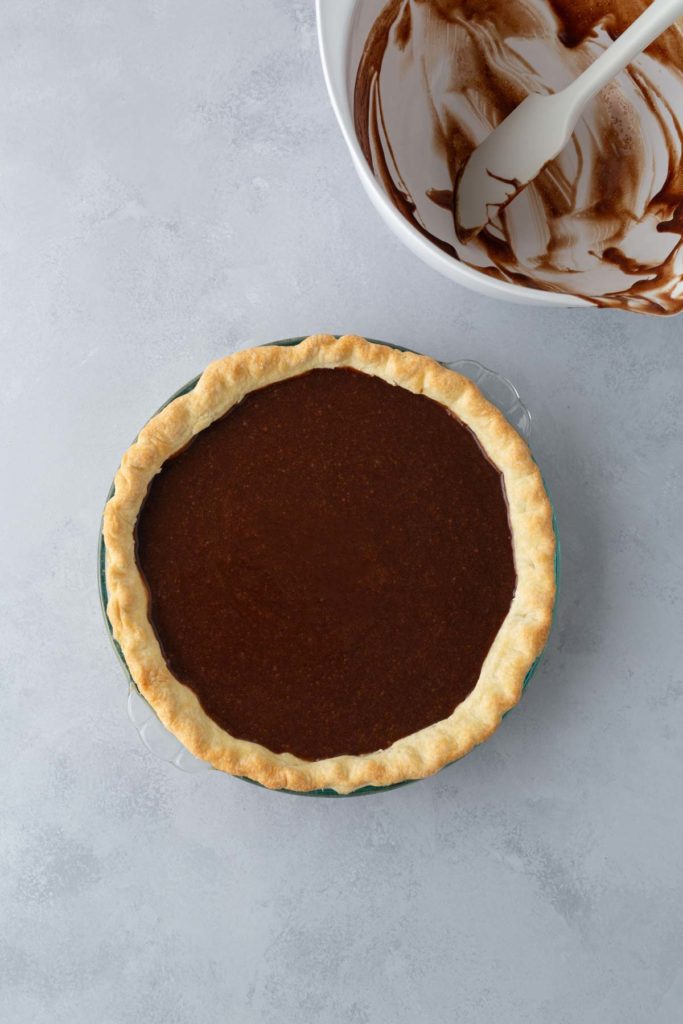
<box><xmin>454</xmin><ymin>0</ymin><xmax>683</xmax><ymax>242</ymax></box>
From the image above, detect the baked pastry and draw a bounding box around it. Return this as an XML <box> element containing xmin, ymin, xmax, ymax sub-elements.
<box><xmin>103</xmin><ymin>334</ymin><xmax>556</xmax><ymax>793</ymax></box>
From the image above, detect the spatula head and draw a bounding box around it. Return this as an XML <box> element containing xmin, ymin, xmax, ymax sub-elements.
<box><xmin>454</xmin><ymin>92</ymin><xmax>576</xmax><ymax>242</ymax></box>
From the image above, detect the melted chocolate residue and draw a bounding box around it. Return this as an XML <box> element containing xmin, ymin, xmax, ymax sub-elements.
<box><xmin>354</xmin><ymin>0</ymin><xmax>683</xmax><ymax>314</ymax></box>
<box><xmin>135</xmin><ymin>368</ymin><xmax>516</xmax><ymax>761</ymax></box>
<box><xmin>548</xmin><ymin>0</ymin><xmax>683</xmax><ymax>56</ymax></box>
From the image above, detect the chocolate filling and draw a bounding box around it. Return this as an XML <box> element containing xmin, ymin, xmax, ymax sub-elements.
<box><xmin>135</xmin><ymin>368</ymin><xmax>516</xmax><ymax>761</ymax></box>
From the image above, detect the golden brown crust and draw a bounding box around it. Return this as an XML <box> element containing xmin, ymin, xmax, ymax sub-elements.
<box><xmin>103</xmin><ymin>335</ymin><xmax>556</xmax><ymax>793</ymax></box>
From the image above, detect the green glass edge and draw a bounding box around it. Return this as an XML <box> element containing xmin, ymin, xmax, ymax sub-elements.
<box><xmin>98</xmin><ymin>336</ymin><xmax>560</xmax><ymax>798</ymax></box>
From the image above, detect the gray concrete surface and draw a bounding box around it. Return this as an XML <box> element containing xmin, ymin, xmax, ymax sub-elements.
<box><xmin>1</xmin><ymin>2</ymin><xmax>682</xmax><ymax>1021</ymax></box>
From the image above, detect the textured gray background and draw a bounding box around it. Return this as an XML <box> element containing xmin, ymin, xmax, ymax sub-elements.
<box><xmin>1</xmin><ymin>1</ymin><xmax>682</xmax><ymax>1021</ymax></box>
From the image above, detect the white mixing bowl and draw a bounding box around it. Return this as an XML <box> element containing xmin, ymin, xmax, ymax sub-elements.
<box><xmin>316</xmin><ymin>0</ymin><xmax>589</xmax><ymax>309</ymax></box>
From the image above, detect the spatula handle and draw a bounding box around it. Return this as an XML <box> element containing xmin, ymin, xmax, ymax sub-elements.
<box><xmin>563</xmin><ymin>0</ymin><xmax>683</xmax><ymax>112</ymax></box>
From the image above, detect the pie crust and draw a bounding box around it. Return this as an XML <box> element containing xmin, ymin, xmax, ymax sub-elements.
<box><xmin>103</xmin><ymin>334</ymin><xmax>556</xmax><ymax>793</ymax></box>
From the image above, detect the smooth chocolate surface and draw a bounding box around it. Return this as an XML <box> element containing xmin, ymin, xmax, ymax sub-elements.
<box><xmin>136</xmin><ymin>368</ymin><xmax>515</xmax><ymax>761</ymax></box>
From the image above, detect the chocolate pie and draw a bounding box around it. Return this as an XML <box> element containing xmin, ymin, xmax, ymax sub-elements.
<box><xmin>103</xmin><ymin>335</ymin><xmax>556</xmax><ymax>792</ymax></box>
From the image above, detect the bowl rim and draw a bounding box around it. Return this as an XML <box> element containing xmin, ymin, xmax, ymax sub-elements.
<box><xmin>315</xmin><ymin>0</ymin><xmax>588</xmax><ymax>309</ymax></box>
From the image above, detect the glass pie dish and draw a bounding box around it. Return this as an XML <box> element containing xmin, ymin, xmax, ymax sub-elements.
<box><xmin>98</xmin><ymin>337</ymin><xmax>559</xmax><ymax>795</ymax></box>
